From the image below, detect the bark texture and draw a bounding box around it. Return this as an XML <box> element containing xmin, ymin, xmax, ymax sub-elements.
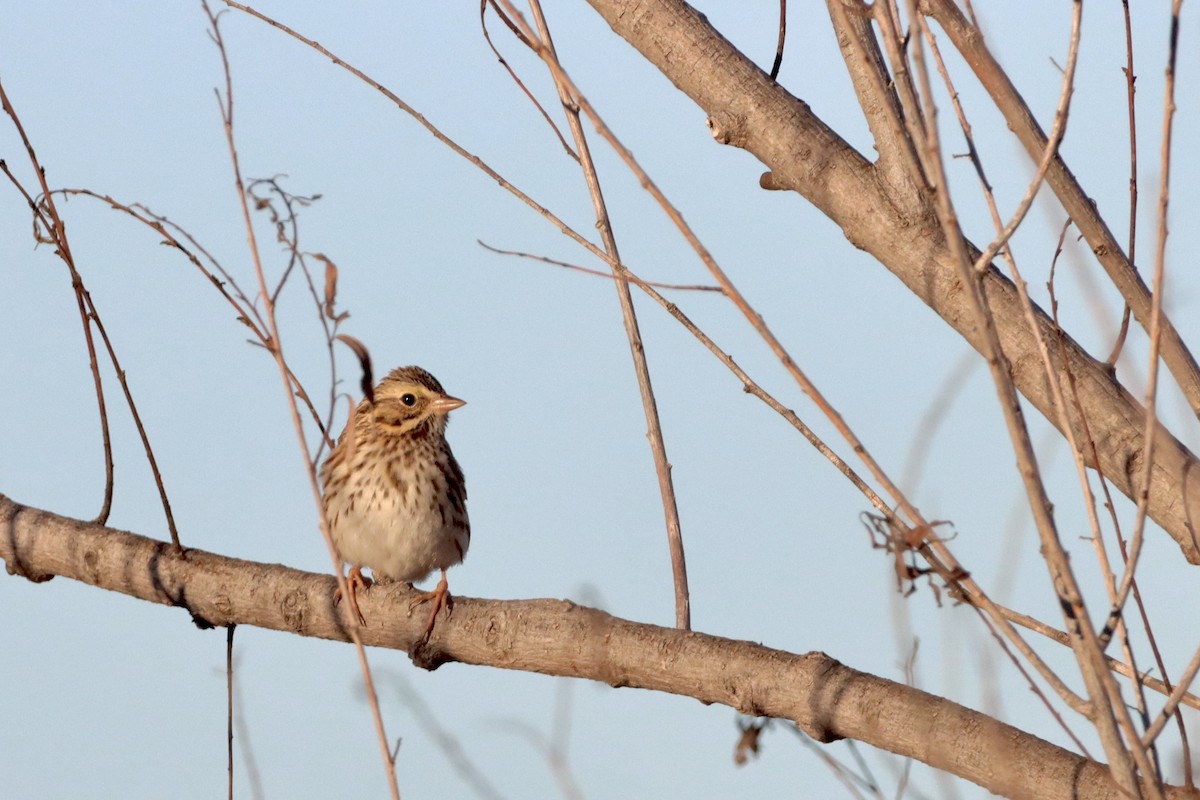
<box><xmin>2</xmin><ymin>493</ymin><xmax>1197</xmax><ymax>800</ymax></box>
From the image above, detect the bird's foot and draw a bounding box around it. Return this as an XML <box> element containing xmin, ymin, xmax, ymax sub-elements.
<box><xmin>334</xmin><ymin>566</ymin><xmax>372</xmax><ymax>625</ymax></box>
<box><xmin>409</xmin><ymin>569</ymin><xmax>452</xmax><ymax>643</ymax></box>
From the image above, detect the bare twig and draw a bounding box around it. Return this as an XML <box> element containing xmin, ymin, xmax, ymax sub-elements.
<box><xmin>51</xmin><ymin>187</ymin><xmax>332</xmax><ymax>446</ymax></box>
<box><xmin>384</xmin><ymin>670</ymin><xmax>508</xmax><ymax>800</ymax></box>
<box><xmin>898</xmin><ymin>351</ymin><xmax>976</xmax><ymax>494</ymax></box>
<box><xmin>0</xmin><ymin>83</ymin><xmax>180</xmax><ymax>549</ymax></box>
<box><xmin>480</xmin><ymin>1</ymin><xmax>578</xmax><ymax>161</ymax></box>
<box><xmin>968</xmin><ymin>26</ymin><xmax>1079</xmax><ymax>275</ymax></box>
<box><xmin>990</xmin><ymin>590</ymin><xmax>1200</xmax><ymax>711</ymax></box>
<box><xmin>899</xmin><ymin>3</ymin><xmax>1165</xmax><ymax>791</ymax></box>
<box><xmin>605</xmin><ymin>261</ymin><xmax>891</xmax><ymax>517</ymax></box>
<box><xmin>770</xmin><ymin>0</ymin><xmax>787</xmax><ymax>80</ymax></box>
<box><xmin>520</xmin><ymin>0</ymin><xmax>691</xmax><ymax>630</ymax></box>
<box><xmin>823</xmin><ymin>0</ymin><xmax>926</xmax><ymax>210</ymax></box>
<box><xmin>1</xmin><ymin>84</ymin><xmax>114</xmax><ymax>526</ymax></box>
<box><xmin>1142</xmin><ymin>643</ymin><xmax>1200</xmax><ymax>750</ymax></box>
<box><xmin>924</xmin><ymin>0</ymin><xmax>1200</xmax><ymax>416</ymax></box>
<box><xmin>226</xmin><ymin>624</ymin><xmax>236</xmax><ymax>800</ymax></box>
<box><xmin>1110</xmin><ymin>0</ymin><xmax>1184</xmax><ymax>636</ymax></box>
<box><xmin>477</xmin><ymin>241</ymin><xmax>721</xmax><ymax>292</ymax></box>
<box><xmin>492</xmin><ymin>683</ymin><xmax>587</xmax><ymax>800</ymax></box>
<box><xmin>1105</xmin><ymin>0</ymin><xmax>1139</xmax><ymax>367</ymax></box>
<box><xmin>200</xmin><ymin>5</ymin><xmax>399</xmax><ymax>796</ymax></box>
<box><xmin>1119</xmin><ymin>3</ymin><xmax>1190</xmax><ymax>778</ymax></box>
<box><xmin>783</xmin><ymin>724</ymin><xmax>896</xmax><ymax>800</ymax></box>
<box><xmin>1046</xmin><ymin>225</ymin><xmax>1156</xmax><ymax>754</ymax></box>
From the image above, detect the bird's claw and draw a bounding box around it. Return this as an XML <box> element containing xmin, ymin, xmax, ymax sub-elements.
<box><xmin>409</xmin><ymin>569</ymin><xmax>452</xmax><ymax>643</ymax></box>
<box><xmin>334</xmin><ymin>566</ymin><xmax>372</xmax><ymax>625</ymax></box>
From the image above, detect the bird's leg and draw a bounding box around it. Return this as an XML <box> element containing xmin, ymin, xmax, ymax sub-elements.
<box><xmin>409</xmin><ymin>568</ymin><xmax>452</xmax><ymax>641</ymax></box>
<box><xmin>334</xmin><ymin>566</ymin><xmax>372</xmax><ymax>625</ymax></box>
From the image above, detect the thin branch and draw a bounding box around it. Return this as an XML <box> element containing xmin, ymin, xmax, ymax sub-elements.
<box><xmin>200</xmin><ymin>6</ymin><xmax>399</xmax><ymax>796</ymax></box>
<box><xmin>522</xmin><ymin>0</ymin><xmax>690</xmax><ymax>630</ymax></box>
<box><xmin>0</xmin><ymin>85</ymin><xmax>180</xmax><ymax>549</ymax></box>
<box><xmin>895</xmin><ymin>3</ymin><xmax>1148</xmax><ymax>790</ymax></box>
<box><xmin>1142</xmin><ymin>642</ymin><xmax>1200</xmax><ymax>749</ymax></box>
<box><xmin>480</xmin><ymin>0</ymin><xmax>579</xmax><ymax>161</ymax></box>
<box><xmin>968</xmin><ymin>23</ymin><xmax>1080</xmax><ymax>275</ymax></box>
<box><xmin>1105</xmin><ymin>0</ymin><xmax>1138</xmax><ymax>368</ymax></box>
<box><xmin>50</xmin><ymin>188</ymin><xmax>331</xmax><ymax>444</ymax></box>
<box><xmin>783</xmin><ymin>731</ymin><xmax>879</xmax><ymax>800</ymax></box>
<box><xmin>581</xmin><ymin>0</ymin><xmax>1200</xmax><ymax>565</ymax></box>
<box><xmin>477</xmin><ymin>241</ymin><xmax>722</xmax><ymax>292</ymax></box>
<box><xmin>226</xmin><ymin>624</ymin><xmax>236</xmax><ymax>800</ymax></box>
<box><xmin>823</xmin><ymin>0</ymin><xmax>927</xmax><ymax>210</ymax></box>
<box><xmin>898</xmin><ymin>351</ymin><xmax>976</xmax><ymax>494</ymax></box>
<box><xmin>0</xmin><ymin>84</ymin><xmax>114</xmax><ymax>527</ymax></box>
<box><xmin>384</xmin><ymin>670</ymin><xmax>508</xmax><ymax>800</ymax></box>
<box><xmin>1120</xmin><ymin>0</ymin><xmax>1188</xmax><ymax>763</ymax></box>
<box><xmin>1046</xmin><ymin>225</ymin><xmax>1156</xmax><ymax>762</ymax></box>
<box><xmin>923</xmin><ymin>0</ymin><xmax>1200</xmax><ymax>417</ymax></box>
<box><xmin>606</xmin><ymin>258</ymin><xmax>891</xmax><ymax>518</ymax></box>
<box><xmin>769</xmin><ymin>0</ymin><xmax>787</xmax><ymax>80</ymax></box>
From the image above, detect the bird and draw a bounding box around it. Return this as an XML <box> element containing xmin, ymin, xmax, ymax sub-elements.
<box><xmin>320</xmin><ymin>365</ymin><xmax>469</xmax><ymax>640</ymax></box>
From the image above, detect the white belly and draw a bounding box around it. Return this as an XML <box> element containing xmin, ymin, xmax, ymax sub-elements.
<box><xmin>324</xmin><ymin>456</ymin><xmax>469</xmax><ymax>584</ymax></box>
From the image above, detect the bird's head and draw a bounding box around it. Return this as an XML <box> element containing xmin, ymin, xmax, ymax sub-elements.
<box><xmin>369</xmin><ymin>365</ymin><xmax>465</xmax><ymax>438</ymax></box>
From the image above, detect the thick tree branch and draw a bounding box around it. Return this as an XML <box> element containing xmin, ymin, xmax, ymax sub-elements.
<box><xmin>824</xmin><ymin>0</ymin><xmax>928</xmax><ymax>211</ymax></box>
<box><xmin>581</xmin><ymin>0</ymin><xmax>1200</xmax><ymax>563</ymax></box>
<box><xmin>1</xmin><ymin>493</ymin><xmax>1197</xmax><ymax>800</ymax></box>
<box><xmin>924</xmin><ymin>0</ymin><xmax>1200</xmax><ymax>416</ymax></box>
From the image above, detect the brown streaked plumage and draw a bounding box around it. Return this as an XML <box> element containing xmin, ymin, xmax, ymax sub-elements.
<box><xmin>321</xmin><ymin>365</ymin><xmax>469</xmax><ymax>638</ymax></box>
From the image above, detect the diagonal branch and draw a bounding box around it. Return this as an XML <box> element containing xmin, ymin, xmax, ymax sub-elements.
<box><xmin>520</xmin><ymin>0</ymin><xmax>691</xmax><ymax>629</ymax></box>
<box><xmin>1</xmin><ymin>492</ymin><xmax>1195</xmax><ymax>800</ymax></box>
<box><xmin>581</xmin><ymin>0</ymin><xmax>1200</xmax><ymax>565</ymax></box>
<box><xmin>824</xmin><ymin>0</ymin><xmax>928</xmax><ymax>211</ymax></box>
<box><xmin>923</xmin><ymin>0</ymin><xmax>1200</xmax><ymax>416</ymax></box>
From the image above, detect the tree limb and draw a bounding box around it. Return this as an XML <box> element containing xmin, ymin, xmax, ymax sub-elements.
<box><xmin>923</xmin><ymin>0</ymin><xmax>1200</xmax><ymax>416</ymax></box>
<box><xmin>1</xmin><ymin>492</ymin><xmax>1196</xmax><ymax>800</ymax></box>
<box><xmin>580</xmin><ymin>0</ymin><xmax>1200</xmax><ymax>564</ymax></box>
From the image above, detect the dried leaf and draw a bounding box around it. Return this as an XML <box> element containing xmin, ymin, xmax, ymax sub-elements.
<box><xmin>317</xmin><ymin>253</ymin><xmax>339</xmax><ymax>320</ymax></box>
<box><xmin>733</xmin><ymin>720</ymin><xmax>765</xmax><ymax>766</ymax></box>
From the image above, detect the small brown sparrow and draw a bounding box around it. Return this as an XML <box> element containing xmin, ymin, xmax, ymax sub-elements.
<box><xmin>321</xmin><ymin>366</ymin><xmax>469</xmax><ymax>638</ymax></box>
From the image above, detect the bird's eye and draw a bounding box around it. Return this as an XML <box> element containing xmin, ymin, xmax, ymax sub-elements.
<box><xmin>401</xmin><ymin>393</ymin><xmax>417</xmax><ymax>407</ymax></box>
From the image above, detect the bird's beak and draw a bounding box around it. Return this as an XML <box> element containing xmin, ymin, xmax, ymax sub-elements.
<box><xmin>431</xmin><ymin>394</ymin><xmax>466</xmax><ymax>415</ymax></box>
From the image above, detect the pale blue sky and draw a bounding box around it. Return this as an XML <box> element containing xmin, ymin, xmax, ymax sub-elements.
<box><xmin>2</xmin><ymin>3</ymin><xmax>1198</xmax><ymax>798</ymax></box>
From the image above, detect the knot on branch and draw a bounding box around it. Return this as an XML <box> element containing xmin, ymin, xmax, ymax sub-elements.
<box><xmin>759</xmin><ymin>171</ymin><xmax>790</xmax><ymax>191</ymax></box>
<box><xmin>5</xmin><ymin>558</ymin><xmax>55</xmax><ymax>584</ymax></box>
<box><xmin>796</xmin><ymin>652</ymin><xmax>848</xmax><ymax>744</ymax></box>
<box><xmin>707</xmin><ymin>110</ymin><xmax>745</xmax><ymax>146</ymax></box>
<box><xmin>409</xmin><ymin>639</ymin><xmax>448</xmax><ymax>671</ymax></box>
